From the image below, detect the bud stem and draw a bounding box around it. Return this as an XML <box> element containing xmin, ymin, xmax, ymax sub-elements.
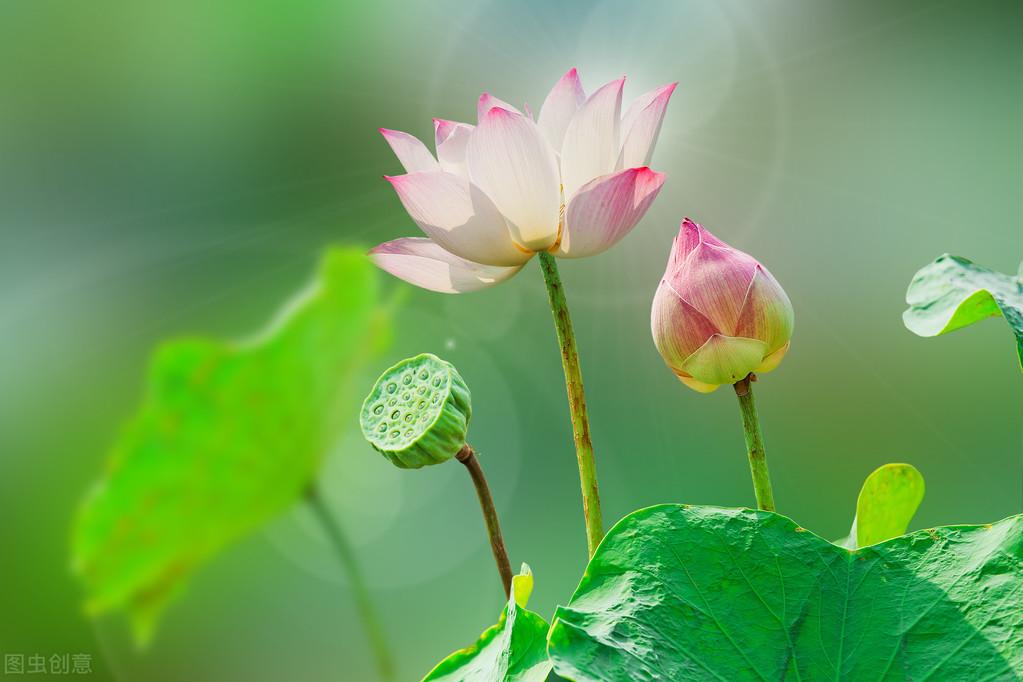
<box><xmin>733</xmin><ymin>375</ymin><xmax>777</xmax><ymax>512</ymax></box>
<box><xmin>456</xmin><ymin>444</ymin><xmax>513</xmax><ymax>598</ymax></box>
<box><xmin>538</xmin><ymin>251</ymin><xmax>604</xmax><ymax>557</ymax></box>
<box><xmin>306</xmin><ymin>486</ymin><xmax>396</xmax><ymax>681</ymax></box>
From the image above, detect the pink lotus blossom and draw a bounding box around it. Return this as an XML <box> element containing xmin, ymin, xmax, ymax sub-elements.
<box><xmin>651</xmin><ymin>219</ymin><xmax>794</xmax><ymax>393</ymax></box>
<box><xmin>370</xmin><ymin>69</ymin><xmax>676</xmax><ymax>293</ymax></box>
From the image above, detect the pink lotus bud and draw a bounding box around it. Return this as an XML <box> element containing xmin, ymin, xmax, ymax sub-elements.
<box><xmin>651</xmin><ymin>219</ymin><xmax>794</xmax><ymax>393</ymax></box>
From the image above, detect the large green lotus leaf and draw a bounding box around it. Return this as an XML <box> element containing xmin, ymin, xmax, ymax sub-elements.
<box><xmin>72</xmin><ymin>248</ymin><xmax>391</xmax><ymax>642</ymax></box>
<box><xmin>840</xmin><ymin>463</ymin><xmax>925</xmax><ymax>549</ymax></box>
<box><xmin>903</xmin><ymin>254</ymin><xmax>1023</xmax><ymax>371</ymax></box>
<box><xmin>548</xmin><ymin>505</ymin><xmax>1023</xmax><ymax>681</ymax></box>
<box><xmin>423</xmin><ymin>564</ymin><xmax>553</xmax><ymax>682</ymax></box>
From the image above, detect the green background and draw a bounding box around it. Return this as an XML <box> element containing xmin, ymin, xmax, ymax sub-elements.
<box><xmin>1</xmin><ymin>0</ymin><xmax>1020</xmax><ymax>679</ymax></box>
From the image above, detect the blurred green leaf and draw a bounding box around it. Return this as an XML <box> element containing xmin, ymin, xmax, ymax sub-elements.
<box><xmin>903</xmin><ymin>254</ymin><xmax>1023</xmax><ymax>371</ymax></box>
<box><xmin>422</xmin><ymin>564</ymin><xmax>552</xmax><ymax>682</ymax></box>
<box><xmin>549</xmin><ymin>505</ymin><xmax>1023</xmax><ymax>681</ymax></box>
<box><xmin>841</xmin><ymin>463</ymin><xmax>924</xmax><ymax>549</ymax></box>
<box><xmin>72</xmin><ymin>247</ymin><xmax>391</xmax><ymax>643</ymax></box>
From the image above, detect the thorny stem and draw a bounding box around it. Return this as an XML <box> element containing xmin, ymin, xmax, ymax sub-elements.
<box><xmin>733</xmin><ymin>374</ymin><xmax>776</xmax><ymax>512</ymax></box>
<box><xmin>538</xmin><ymin>251</ymin><xmax>604</xmax><ymax>557</ymax></box>
<box><xmin>456</xmin><ymin>444</ymin><xmax>514</xmax><ymax>598</ymax></box>
<box><xmin>306</xmin><ymin>487</ymin><xmax>396</xmax><ymax>681</ymax></box>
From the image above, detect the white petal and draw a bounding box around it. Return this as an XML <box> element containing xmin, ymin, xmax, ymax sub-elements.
<box><xmin>386</xmin><ymin>171</ymin><xmax>530</xmax><ymax>267</ymax></box>
<box><xmin>618</xmin><ymin>83</ymin><xmax>677</xmax><ymax>169</ymax></box>
<box><xmin>477</xmin><ymin>93</ymin><xmax>522</xmax><ymax>121</ymax></box>
<box><xmin>560</xmin><ymin>78</ymin><xmax>624</xmax><ymax>199</ymax></box>
<box><xmin>554</xmin><ymin>167</ymin><xmax>665</xmax><ymax>258</ymax></box>
<box><xmin>433</xmin><ymin>119</ymin><xmax>474</xmax><ymax>178</ymax></box>
<box><xmin>379</xmin><ymin>129</ymin><xmax>439</xmax><ymax>173</ymax></box>
<box><xmin>537</xmin><ymin>68</ymin><xmax>586</xmax><ymax>154</ymax></box>
<box><xmin>466</xmin><ymin>107</ymin><xmax>561</xmax><ymax>251</ymax></box>
<box><xmin>369</xmin><ymin>238</ymin><xmax>524</xmax><ymax>294</ymax></box>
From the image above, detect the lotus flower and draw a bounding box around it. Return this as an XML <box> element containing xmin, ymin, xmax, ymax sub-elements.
<box><xmin>370</xmin><ymin>69</ymin><xmax>676</xmax><ymax>293</ymax></box>
<box><xmin>651</xmin><ymin>219</ymin><xmax>794</xmax><ymax>393</ymax></box>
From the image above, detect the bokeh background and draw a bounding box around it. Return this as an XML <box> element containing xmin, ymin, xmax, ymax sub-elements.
<box><xmin>2</xmin><ymin>0</ymin><xmax>1022</xmax><ymax>679</ymax></box>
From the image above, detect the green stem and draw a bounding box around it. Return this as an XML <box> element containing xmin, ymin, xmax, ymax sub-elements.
<box><xmin>733</xmin><ymin>375</ymin><xmax>776</xmax><ymax>512</ymax></box>
<box><xmin>455</xmin><ymin>444</ymin><xmax>513</xmax><ymax>598</ymax></box>
<box><xmin>538</xmin><ymin>251</ymin><xmax>604</xmax><ymax>557</ymax></box>
<box><xmin>307</xmin><ymin>487</ymin><xmax>396</xmax><ymax>682</ymax></box>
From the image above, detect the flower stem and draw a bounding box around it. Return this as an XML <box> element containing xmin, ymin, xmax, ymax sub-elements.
<box><xmin>455</xmin><ymin>444</ymin><xmax>513</xmax><ymax>598</ymax></box>
<box><xmin>733</xmin><ymin>374</ymin><xmax>776</xmax><ymax>512</ymax></box>
<box><xmin>306</xmin><ymin>487</ymin><xmax>396</xmax><ymax>682</ymax></box>
<box><xmin>537</xmin><ymin>251</ymin><xmax>604</xmax><ymax>557</ymax></box>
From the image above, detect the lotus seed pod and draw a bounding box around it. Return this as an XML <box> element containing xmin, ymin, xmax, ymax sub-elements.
<box><xmin>360</xmin><ymin>353</ymin><xmax>472</xmax><ymax>469</ymax></box>
<box><xmin>651</xmin><ymin>218</ymin><xmax>794</xmax><ymax>393</ymax></box>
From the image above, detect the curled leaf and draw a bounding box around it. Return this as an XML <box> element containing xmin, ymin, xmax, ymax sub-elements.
<box><xmin>72</xmin><ymin>248</ymin><xmax>391</xmax><ymax>643</ymax></box>
<box><xmin>903</xmin><ymin>254</ymin><xmax>1023</xmax><ymax>371</ymax></box>
<box><xmin>842</xmin><ymin>462</ymin><xmax>925</xmax><ymax>548</ymax></box>
<box><xmin>422</xmin><ymin>564</ymin><xmax>551</xmax><ymax>682</ymax></box>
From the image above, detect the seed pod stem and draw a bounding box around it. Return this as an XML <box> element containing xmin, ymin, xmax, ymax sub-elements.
<box><xmin>733</xmin><ymin>374</ymin><xmax>776</xmax><ymax>512</ymax></box>
<box><xmin>456</xmin><ymin>444</ymin><xmax>513</xmax><ymax>598</ymax></box>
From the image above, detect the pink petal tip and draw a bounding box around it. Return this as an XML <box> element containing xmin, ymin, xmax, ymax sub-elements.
<box><xmin>484</xmin><ymin>106</ymin><xmax>516</xmax><ymax>119</ymax></box>
<box><xmin>433</xmin><ymin>118</ymin><xmax>455</xmax><ymax>137</ymax></box>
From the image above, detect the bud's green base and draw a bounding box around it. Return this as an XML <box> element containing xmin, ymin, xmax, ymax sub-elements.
<box><xmin>360</xmin><ymin>353</ymin><xmax>472</xmax><ymax>469</ymax></box>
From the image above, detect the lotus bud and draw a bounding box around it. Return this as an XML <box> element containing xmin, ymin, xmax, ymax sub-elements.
<box><xmin>360</xmin><ymin>353</ymin><xmax>471</xmax><ymax>468</ymax></box>
<box><xmin>651</xmin><ymin>218</ymin><xmax>794</xmax><ymax>393</ymax></box>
